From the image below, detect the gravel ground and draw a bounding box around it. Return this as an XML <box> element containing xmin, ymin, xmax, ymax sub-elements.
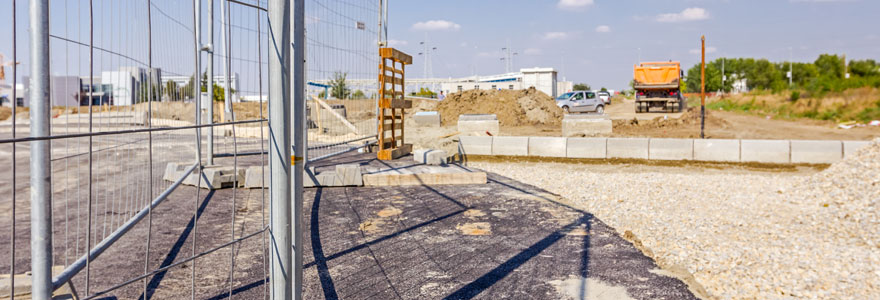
<box><xmin>470</xmin><ymin>139</ymin><xmax>880</xmax><ymax>300</ymax></box>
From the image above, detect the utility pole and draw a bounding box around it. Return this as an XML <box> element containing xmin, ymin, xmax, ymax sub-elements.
<box><xmin>700</xmin><ymin>35</ymin><xmax>706</xmax><ymax>139</ymax></box>
<box><xmin>721</xmin><ymin>56</ymin><xmax>725</xmax><ymax>94</ymax></box>
<box><xmin>418</xmin><ymin>35</ymin><xmax>437</xmax><ymax>93</ymax></box>
<box><xmin>789</xmin><ymin>47</ymin><xmax>793</xmax><ymax>87</ymax></box>
<box><xmin>501</xmin><ymin>40</ymin><xmax>518</xmax><ymax>74</ymax></box>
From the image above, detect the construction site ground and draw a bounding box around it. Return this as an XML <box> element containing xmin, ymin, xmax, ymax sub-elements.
<box><xmin>0</xmin><ymin>137</ymin><xmax>699</xmax><ymax>299</ymax></box>
<box><xmin>406</xmin><ymin>96</ymin><xmax>879</xmax><ymax>141</ymax></box>
<box><xmin>300</xmin><ymin>153</ymin><xmax>698</xmax><ymax>299</ymax></box>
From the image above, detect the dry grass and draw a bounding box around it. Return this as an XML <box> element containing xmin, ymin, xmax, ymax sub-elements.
<box><xmin>710</xmin><ymin>87</ymin><xmax>880</xmax><ymax>122</ymax></box>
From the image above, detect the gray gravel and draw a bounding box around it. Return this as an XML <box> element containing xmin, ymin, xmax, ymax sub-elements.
<box><xmin>471</xmin><ymin>138</ymin><xmax>880</xmax><ymax>300</ymax></box>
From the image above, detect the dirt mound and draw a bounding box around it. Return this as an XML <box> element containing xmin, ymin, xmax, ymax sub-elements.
<box><xmin>437</xmin><ymin>87</ymin><xmax>562</xmax><ymax>126</ymax></box>
<box><xmin>613</xmin><ymin>107</ymin><xmax>730</xmax><ymax>135</ymax></box>
<box><xmin>0</xmin><ymin>107</ymin><xmax>10</xmax><ymax>121</ymax></box>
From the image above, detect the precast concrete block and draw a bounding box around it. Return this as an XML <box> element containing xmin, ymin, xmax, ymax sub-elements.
<box><xmin>492</xmin><ymin>136</ymin><xmax>529</xmax><ymax>156</ymax></box>
<box><xmin>649</xmin><ymin>138</ymin><xmax>693</xmax><ymax>160</ymax></box>
<box><xmin>790</xmin><ymin>140</ymin><xmax>842</xmax><ymax>164</ymax></box>
<box><xmin>414</xmin><ymin>149</ymin><xmax>448</xmax><ymax>165</ymax></box>
<box><xmin>741</xmin><ymin>139</ymin><xmax>790</xmax><ymax>164</ymax></box>
<box><xmin>458</xmin><ymin>114</ymin><xmax>497</xmax><ymax>121</ymax></box>
<box><xmin>607</xmin><ymin>138</ymin><xmax>649</xmax><ymax>159</ymax></box>
<box><xmin>562</xmin><ymin>115</ymin><xmax>612</xmax><ymax>137</ymax></box>
<box><xmin>528</xmin><ymin>137</ymin><xmax>567</xmax><ymax>157</ymax></box>
<box><xmin>694</xmin><ymin>139</ymin><xmax>740</xmax><ymax>162</ymax></box>
<box><xmin>413</xmin><ymin>111</ymin><xmax>441</xmax><ymax>127</ymax></box>
<box><xmin>843</xmin><ymin>140</ymin><xmax>872</xmax><ymax>158</ymax></box>
<box><xmin>566</xmin><ymin>138</ymin><xmax>606</xmax><ymax>159</ymax></box>
<box><xmin>244</xmin><ymin>166</ymin><xmax>269</xmax><ymax>189</ymax></box>
<box><xmin>458</xmin><ymin>120</ymin><xmax>500</xmax><ymax>136</ymax></box>
<box><xmin>458</xmin><ymin>136</ymin><xmax>493</xmax><ymax>155</ymax></box>
<box><xmin>335</xmin><ymin>164</ymin><xmax>364</xmax><ymax>186</ymax></box>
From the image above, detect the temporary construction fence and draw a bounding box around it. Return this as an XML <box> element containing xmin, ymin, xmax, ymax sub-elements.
<box><xmin>0</xmin><ymin>0</ymin><xmax>381</xmax><ymax>298</ymax></box>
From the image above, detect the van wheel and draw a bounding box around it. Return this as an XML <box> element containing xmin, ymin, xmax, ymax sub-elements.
<box><xmin>596</xmin><ymin>105</ymin><xmax>604</xmax><ymax>114</ymax></box>
<box><xmin>563</xmin><ymin>106</ymin><xmax>570</xmax><ymax>114</ymax></box>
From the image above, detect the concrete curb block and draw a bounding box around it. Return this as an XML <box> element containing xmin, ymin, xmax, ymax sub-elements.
<box><xmin>607</xmin><ymin>138</ymin><xmax>649</xmax><ymax>159</ymax></box>
<box><xmin>459</xmin><ymin>136</ymin><xmax>493</xmax><ymax>155</ymax></box>
<box><xmin>649</xmin><ymin>138</ymin><xmax>694</xmax><ymax>161</ymax></box>
<box><xmin>843</xmin><ymin>141</ymin><xmax>872</xmax><ymax>158</ymax></box>
<box><xmin>457</xmin><ymin>135</ymin><xmax>870</xmax><ymax>164</ymax></box>
<box><xmin>528</xmin><ymin>137</ymin><xmax>567</xmax><ymax>157</ymax></box>
<box><xmin>791</xmin><ymin>140</ymin><xmax>842</xmax><ymax>164</ymax></box>
<box><xmin>492</xmin><ymin>136</ymin><xmax>529</xmax><ymax>156</ymax></box>
<box><xmin>741</xmin><ymin>139</ymin><xmax>790</xmax><ymax>164</ymax></box>
<box><xmin>566</xmin><ymin>138</ymin><xmax>607</xmax><ymax>159</ymax></box>
<box><xmin>694</xmin><ymin>139</ymin><xmax>740</xmax><ymax>162</ymax></box>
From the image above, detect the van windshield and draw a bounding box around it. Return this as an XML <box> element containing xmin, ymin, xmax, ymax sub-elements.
<box><xmin>556</xmin><ymin>92</ymin><xmax>575</xmax><ymax>100</ymax></box>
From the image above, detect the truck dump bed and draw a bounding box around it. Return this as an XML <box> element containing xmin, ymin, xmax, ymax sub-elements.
<box><xmin>633</xmin><ymin>62</ymin><xmax>681</xmax><ymax>89</ymax></box>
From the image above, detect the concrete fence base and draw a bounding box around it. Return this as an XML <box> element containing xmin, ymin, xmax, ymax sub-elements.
<box><xmin>458</xmin><ymin>136</ymin><xmax>871</xmax><ymax>165</ymax></box>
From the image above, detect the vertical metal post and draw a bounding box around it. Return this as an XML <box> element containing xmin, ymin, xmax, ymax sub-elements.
<box><xmin>700</xmin><ymin>35</ymin><xmax>706</xmax><ymax>139</ymax></box>
<box><xmin>207</xmin><ymin>0</ymin><xmax>214</xmax><ymax>165</ymax></box>
<box><xmin>28</xmin><ymin>0</ymin><xmax>52</xmax><ymax>298</ymax></box>
<box><xmin>268</xmin><ymin>0</ymin><xmax>292</xmax><ymax>298</ymax></box>
<box><xmin>223</xmin><ymin>0</ymin><xmax>233</xmax><ymax>121</ymax></box>
<box><xmin>9</xmin><ymin>0</ymin><xmax>17</xmax><ymax>298</ymax></box>
<box><xmin>292</xmin><ymin>0</ymin><xmax>306</xmax><ymax>298</ymax></box>
<box><xmin>195</xmin><ymin>0</ymin><xmax>202</xmax><ymax>130</ymax></box>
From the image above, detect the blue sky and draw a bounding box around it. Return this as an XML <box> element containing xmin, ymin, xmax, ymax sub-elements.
<box><xmin>387</xmin><ymin>0</ymin><xmax>880</xmax><ymax>90</ymax></box>
<box><xmin>1</xmin><ymin>0</ymin><xmax>878</xmax><ymax>94</ymax></box>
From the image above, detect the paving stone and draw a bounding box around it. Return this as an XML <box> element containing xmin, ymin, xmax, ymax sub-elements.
<box><xmin>414</xmin><ymin>149</ymin><xmax>448</xmax><ymax>165</ymax></box>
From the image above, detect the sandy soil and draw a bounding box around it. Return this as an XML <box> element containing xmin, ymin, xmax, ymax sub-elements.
<box><xmin>436</xmin><ymin>88</ymin><xmax>562</xmax><ymax>126</ymax></box>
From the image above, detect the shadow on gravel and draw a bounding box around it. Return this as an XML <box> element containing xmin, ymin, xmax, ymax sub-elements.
<box><xmin>139</xmin><ymin>190</ymin><xmax>216</xmax><ymax>300</ymax></box>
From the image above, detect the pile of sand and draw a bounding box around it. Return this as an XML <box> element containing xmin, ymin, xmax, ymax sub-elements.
<box><xmin>613</xmin><ymin>107</ymin><xmax>730</xmax><ymax>130</ymax></box>
<box><xmin>436</xmin><ymin>87</ymin><xmax>562</xmax><ymax>126</ymax></box>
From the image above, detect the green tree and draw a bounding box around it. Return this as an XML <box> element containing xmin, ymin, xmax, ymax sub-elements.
<box><xmin>329</xmin><ymin>71</ymin><xmax>350</xmax><ymax>99</ymax></box>
<box><xmin>573</xmin><ymin>83</ymin><xmax>590</xmax><ymax>91</ymax></box>
<box><xmin>815</xmin><ymin>54</ymin><xmax>845</xmax><ymax>79</ymax></box>
<box><xmin>164</xmin><ymin>81</ymin><xmax>180</xmax><ymax>101</ymax></box>
<box><xmin>352</xmin><ymin>89</ymin><xmax>366</xmax><ymax>99</ymax></box>
<box><xmin>599</xmin><ymin>87</ymin><xmax>608</xmax><ymax>92</ymax></box>
<box><xmin>849</xmin><ymin>59</ymin><xmax>879</xmax><ymax>77</ymax></box>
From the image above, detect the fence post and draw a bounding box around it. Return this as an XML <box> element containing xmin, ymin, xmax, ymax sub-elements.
<box><xmin>292</xmin><ymin>0</ymin><xmax>306</xmax><ymax>298</ymax></box>
<box><xmin>207</xmin><ymin>0</ymin><xmax>214</xmax><ymax>165</ymax></box>
<box><xmin>29</xmin><ymin>0</ymin><xmax>53</xmax><ymax>298</ymax></box>
<box><xmin>268</xmin><ymin>0</ymin><xmax>293</xmax><ymax>299</ymax></box>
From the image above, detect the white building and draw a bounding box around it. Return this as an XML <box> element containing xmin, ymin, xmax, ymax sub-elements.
<box><xmin>163</xmin><ymin>73</ymin><xmax>240</xmax><ymax>103</ymax></box>
<box><xmin>438</xmin><ymin>67</ymin><xmax>567</xmax><ymax>98</ymax></box>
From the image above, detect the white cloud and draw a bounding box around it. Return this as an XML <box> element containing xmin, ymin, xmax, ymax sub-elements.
<box><xmin>387</xmin><ymin>39</ymin><xmax>408</xmax><ymax>47</ymax></box>
<box><xmin>656</xmin><ymin>7</ymin><xmax>710</xmax><ymax>23</ymax></box>
<box><xmin>524</xmin><ymin>48</ymin><xmax>542</xmax><ymax>55</ymax></box>
<box><xmin>411</xmin><ymin>20</ymin><xmax>461</xmax><ymax>31</ymax></box>
<box><xmin>557</xmin><ymin>0</ymin><xmax>594</xmax><ymax>9</ymax></box>
<box><xmin>595</xmin><ymin>25</ymin><xmax>611</xmax><ymax>33</ymax></box>
<box><xmin>543</xmin><ymin>31</ymin><xmax>569</xmax><ymax>40</ymax></box>
<box><xmin>689</xmin><ymin>47</ymin><xmax>717</xmax><ymax>54</ymax></box>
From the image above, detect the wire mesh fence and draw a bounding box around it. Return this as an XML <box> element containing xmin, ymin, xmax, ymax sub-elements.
<box><xmin>0</xmin><ymin>0</ymin><xmax>279</xmax><ymax>298</ymax></box>
<box><xmin>304</xmin><ymin>0</ymin><xmax>380</xmax><ymax>161</ymax></box>
<box><xmin>2</xmin><ymin>0</ymin><xmax>381</xmax><ymax>298</ymax></box>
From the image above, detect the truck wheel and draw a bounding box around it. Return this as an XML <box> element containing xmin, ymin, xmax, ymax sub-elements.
<box><xmin>563</xmin><ymin>106</ymin><xmax>570</xmax><ymax>114</ymax></box>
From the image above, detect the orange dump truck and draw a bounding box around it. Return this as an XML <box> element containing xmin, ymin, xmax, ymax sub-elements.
<box><xmin>633</xmin><ymin>61</ymin><xmax>685</xmax><ymax>113</ymax></box>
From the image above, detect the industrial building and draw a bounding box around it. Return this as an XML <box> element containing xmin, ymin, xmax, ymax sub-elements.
<box><xmin>438</xmin><ymin>67</ymin><xmax>572</xmax><ymax>98</ymax></box>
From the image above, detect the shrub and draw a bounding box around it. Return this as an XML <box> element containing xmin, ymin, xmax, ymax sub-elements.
<box><xmin>789</xmin><ymin>90</ymin><xmax>800</xmax><ymax>101</ymax></box>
